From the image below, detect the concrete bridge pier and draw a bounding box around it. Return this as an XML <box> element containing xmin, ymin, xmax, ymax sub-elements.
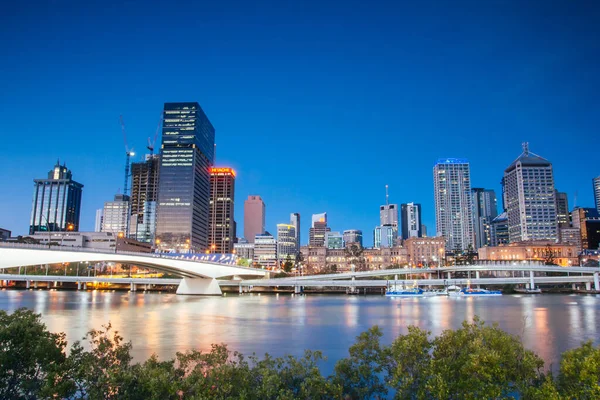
<box><xmin>572</xmin><ymin>283</ymin><xmax>577</xmax><ymax>290</ymax></box>
<box><xmin>34</xmin><ymin>281</ymin><xmax>38</xmax><ymax>289</ymax></box>
<box><xmin>130</xmin><ymin>282</ymin><xmax>137</xmax><ymax>292</ymax></box>
<box><xmin>594</xmin><ymin>272</ymin><xmax>599</xmax><ymax>291</ymax></box>
<box><xmin>585</xmin><ymin>282</ymin><xmax>592</xmax><ymax>291</ymax></box>
<box><xmin>529</xmin><ymin>271</ymin><xmax>535</xmax><ymax>290</ymax></box>
<box><xmin>475</xmin><ymin>271</ymin><xmax>481</xmax><ymax>288</ymax></box>
<box><xmin>294</xmin><ymin>285</ymin><xmax>301</xmax><ymax>294</ymax></box>
<box><xmin>77</xmin><ymin>281</ymin><xmax>82</xmax><ymax>290</ymax></box>
<box><xmin>26</xmin><ymin>280</ymin><xmax>31</xmax><ymax>289</ymax></box>
<box><xmin>83</xmin><ymin>282</ymin><xmax>87</xmax><ymax>290</ymax></box>
<box><xmin>238</xmin><ymin>285</ymin><xmax>243</xmax><ymax>294</ymax></box>
<box><xmin>447</xmin><ymin>272</ymin><xmax>451</xmax><ymax>280</ymax></box>
<box><xmin>176</xmin><ymin>278</ymin><xmax>221</xmax><ymax>295</ymax></box>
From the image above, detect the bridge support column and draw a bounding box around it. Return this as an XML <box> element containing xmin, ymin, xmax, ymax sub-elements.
<box><xmin>77</xmin><ymin>282</ymin><xmax>82</xmax><ymax>290</ymax></box>
<box><xmin>239</xmin><ymin>285</ymin><xmax>243</xmax><ymax>294</ymax></box>
<box><xmin>130</xmin><ymin>282</ymin><xmax>137</xmax><ymax>292</ymax></box>
<box><xmin>176</xmin><ymin>278</ymin><xmax>221</xmax><ymax>295</ymax></box>
<box><xmin>594</xmin><ymin>272</ymin><xmax>599</xmax><ymax>291</ymax></box>
<box><xmin>586</xmin><ymin>282</ymin><xmax>591</xmax><ymax>291</ymax></box>
<box><xmin>529</xmin><ymin>271</ymin><xmax>535</xmax><ymax>290</ymax></box>
<box><xmin>83</xmin><ymin>283</ymin><xmax>87</xmax><ymax>290</ymax></box>
<box><xmin>475</xmin><ymin>271</ymin><xmax>480</xmax><ymax>288</ymax></box>
<box><xmin>26</xmin><ymin>281</ymin><xmax>31</xmax><ymax>289</ymax></box>
<box><xmin>34</xmin><ymin>281</ymin><xmax>38</xmax><ymax>289</ymax></box>
<box><xmin>394</xmin><ymin>274</ymin><xmax>398</xmax><ymax>281</ymax></box>
<box><xmin>572</xmin><ymin>283</ymin><xmax>577</xmax><ymax>291</ymax></box>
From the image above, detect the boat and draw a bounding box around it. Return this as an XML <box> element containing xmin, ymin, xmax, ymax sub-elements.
<box><xmin>515</xmin><ymin>288</ymin><xmax>542</xmax><ymax>294</ymax></box>
<box><xmin>447</xmin><ymin>285</ymin><xmax>462</xmax><ymax>297</ymax></box>
<box><xmin>459</xmin><ymin>288</ymin><xmax>502</xmax><ymax>296</ymax></box>
<box><xmin>423</xmin><ymin>288</ymin><xmax>448</xmax><ymax>296</ymax></box>
<box><xmin>385</xmin><ymin>287</ymin><xmax>424</xmax><ymax>297</ymax></box>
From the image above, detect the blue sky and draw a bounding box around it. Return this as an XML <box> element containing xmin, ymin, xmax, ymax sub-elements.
<box><xmin>0</xmin><ymin>0</ymin><xmax>598</xmax><ymax>246</ymax></box>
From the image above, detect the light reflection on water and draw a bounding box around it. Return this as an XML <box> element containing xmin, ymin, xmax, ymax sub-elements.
<box><xmin>1</xmin><ymin>290</ymin><xmax>599</xmax><ymax>372</ymax></box>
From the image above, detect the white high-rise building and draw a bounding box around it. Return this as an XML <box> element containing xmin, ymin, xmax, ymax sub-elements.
<box><xmin>379</xmin><ymin>185</ymin><xmax>398</xmax><ymax>227</ymax></box>
<box><xmin>374</xmin><ymin>225</ymin><xmax>397</xmax><ymax>248</ymax></box>
<box><xmin>101</xmin><ymin>194</ymin><xmax>130</xmax><ymax>236</ymax></box>
<box><xmin>503</xmin><ymin>143</ymin><xmax>557</xmax><ymax>242</ymax></box>
<box><xmin>290</xmin><ymin>213</ymin><xmax>301</xmax><ymax>251</ymax></box>
<box><xmin>277</xmin><ymin>224</ymin><xmax>297</xmax><ymax>264</ymax></box>
<box><xmin>433</xmin><ymin>158</ymin><xmax>474</xmax><ymax>251</ymax></box>
<box><xmin>94</xmin><ymin>209</ymin><xmax>103</xmax><ymax>232</ymax></box>
<box><xmin>401</xmin><ymin>203</ymin><xmax>422</xmax><ymax>239</ymax></box>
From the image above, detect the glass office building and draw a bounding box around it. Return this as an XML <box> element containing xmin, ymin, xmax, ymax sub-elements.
<box><xmin>30</xmin><ymin>161</ymin><xmax>83</xmax><ymax>234</ymax></box>
<box><xmin>155</xmin><ymin>102</ymin><xmax>215</xmax><ymax>252</ymax></box>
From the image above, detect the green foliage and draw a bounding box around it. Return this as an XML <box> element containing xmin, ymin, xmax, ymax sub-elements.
<box><xmin>283</xmin><ymin>254</ymin><xmax>294</xmax><ymax>273</ymax></box>
<box><xmin>4</xmin><ymin>309</ymin><xmax>600</xmax><ymax>399</ymax></box>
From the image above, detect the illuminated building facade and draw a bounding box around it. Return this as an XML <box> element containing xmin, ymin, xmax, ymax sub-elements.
<box><xmin>209</xmin><ymin>167</ymin><xmax>236</xmax><ymax>254</ymax></box>
<box><xmin>309</xmin><ymin>213</ymin><xmax>330</xmax><ymax>246</ymax></box>
<box><xmin>129</xmin><ymin>155</ymin><xmax>160</xmax><ymax>243</ymax></box>
<box><xmin>343</xmin><ymin>229</ymin><xmax>363</xmax><ymax>247</ymax></box>
<box><xmin>401</xmin><ymin>203</ymin><xmax>422</xmax><ymax>239</ymax></box>
<box><xmin>404</xmin><ymin>236</ymin><xmax>446</xmax><ymax>267</ymax></box>
<box><xmin>155</xmin><ymin>102</ymin><xmax>215</xmax><ymax>252</ymax></box>
<box><xmin>555</xmin><ymin>190</ymin><xmax>569</xmax><ymax>228</ymax></box>
<box><xmin>30</xmin><ymin>161</ymin><xmax>83</xmax><ymax>234</ymax></box>
<box><xmin>253</xmin><ymin>232</ymin><xmax>277</xmax><ymax>269</ymax></box>
<box><xmin>471</xmin><ymin>188</ymin><xmax>498</xmax><ymax>249</ymax></box>
<box><xmin>477</xmin><ymin>241</ymin><xmax>579</xmax><ymax>267</ymax></box>
<box><xmin>290</xmin><ymin>213</ymin><xmax>301</xmax><ymax>251</ymax></box>
<box><xmin>277</xmin><ymin>224</ymin><xmax>297</xmax><ymax>263</ymax></box>
<box><xmin>325</xmin><ymin>231</ymin><xmax>343</xmax><ymax>249</ymax></box>
<box><xmin>101</xmin><ymin>194</ymin><xmax>130</xmax><ymax>236</ymax></box>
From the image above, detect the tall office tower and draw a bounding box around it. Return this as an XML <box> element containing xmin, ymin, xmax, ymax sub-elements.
<box><xmin>572</xmin><ymin>207</ymin><xmax>600</xmax><ymax>250</ymax></box>
<box><xmin>503</xmin><ymin>144</ymin><xmax>558</xmax><ymax>242</ymax></box>
<box><xmin>155</xmin><ymin>102</ymin><xmax>215</xmax><ymax>252</ymax></box>
<box><xmin>30</xmin><ymin>161</ymin><xmax>83</xmax><ymax>234</ymax></box>
<box><xmin>276</xmin><ymin>224</ymin><xmax>297</xmax><ymax>263</ymax></box>
<box><xmin>290</xmin><ymin>213</ymin><xmax>301</xmax><ymax>251</ymax></box>
<box><xmin>129</xmin><ymin>155</ymin><xmax>160</xmax><ymax>243</ymax></box>
<box><xmin>380</xmin><ymin>185</ymin><xmax>398</xmax><ymax>227</ymax></box>
<box><xmin>374</xmin><ymin>225</ymin><xmax>397</xmax><ymax>248</ymax></box>
<box><xmin>244</xmin><ymin>195</ymin><xmax>265</xmax><ymax>243</ymax></box>
<box><xmin>593</xmin><ymin>176</ymin><xmax>600</xmax><ymax>213</ymax></box>
<box><xmin>325</xmin><ymin>231</ymin><xmax>343</xmax><ymax>249</ymax></box>
<box><xmin>471</xmin><ymin>188</ymin><xmax>498</xmax><ymax>249</ymax></box>
<box><xmin>253</xmin><ymin>232</ymin><xmax>278</xmax><ymax>269</ymax></box>
<box><xmin>343</xmin><ymin>229</ymin><xmax>363</xmax><ymax>247</ymax></box>
<box><xmin>401</xmin><ymin>203</ymin><xmax>422</xmax><ymax>239</ymax></box>
<box><xmin>489</xmin><ymin>212</ymin><xmax>509</xmax><ymax>247</ymax></box>
<box><xmin>94</xmin><ymin>209</ymin><xmax>103</xmax><ymax>232</ymax></box>
<box><xmin>208</xmin><ymin>167</ymin><xmax>236</xmax><ymax>254</ymax></box>
<box><xmin>433</xmin><ymin>158</ymin><xmax>474</xmax><ymax>251</ymax></box>
<box><xmin>555</xmin><ymin>190</ymin><xmax>570</xmax><ymax>228</ymax></box>
<box><xmin>309</xmin><ymin>213</ymin><xmax>330</xmax><ymax>246</ymax></box>
<box><xmin>101</xmin><ymin>194</ymin><xmax>130</xmax><ymax>236</ymax></box>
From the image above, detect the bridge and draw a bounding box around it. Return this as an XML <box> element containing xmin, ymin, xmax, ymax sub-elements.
<box><xmin>0</xmin><ymin>244</ymin><xmax>266</xmax><ymax>295</ymax></box>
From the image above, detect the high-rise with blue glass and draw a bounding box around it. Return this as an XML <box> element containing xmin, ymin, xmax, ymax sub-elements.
<box><xmin>29</xmin><ymin>161</ymin><xmax>83</xmax><ymax>234</ymax></box>
<box><xmin>155</xmin><ymin>102</ymin><xmax>215</xmax><ymax>252</ymax></box>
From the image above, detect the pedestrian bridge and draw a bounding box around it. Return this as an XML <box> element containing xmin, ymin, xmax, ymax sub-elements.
<box><xmin>0</xmin><ymin>244</ymin><xmax>266</xmax><ymax>295</ymax></box>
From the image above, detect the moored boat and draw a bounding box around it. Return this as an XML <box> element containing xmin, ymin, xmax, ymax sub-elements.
<box><xmin>385</xmin><ymin>287</ymin><xmax>424</xmax><ymax>297</ymax></box>
<box><xmin>459</xmin><ymin>287</ymin><xmax>502</xmax><ymax>296</ymax></box>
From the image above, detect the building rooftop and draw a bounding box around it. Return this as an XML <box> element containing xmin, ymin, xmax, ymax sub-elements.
<box><xmin>505</xmin><ymin>143</ymin><xmax>551</xmax><ymax>172</ymax></box>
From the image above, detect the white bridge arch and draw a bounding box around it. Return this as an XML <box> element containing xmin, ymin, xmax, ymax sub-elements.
<box><xmin>0</xmin><ymin>245</ymin><xmax>266</xmax><ymax>295</ymax></box>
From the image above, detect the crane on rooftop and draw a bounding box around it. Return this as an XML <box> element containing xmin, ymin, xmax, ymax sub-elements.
<box><xmin>119</xmin><ymin>115</ymin><xmax>135</xmax><ymax>197</ymax></box>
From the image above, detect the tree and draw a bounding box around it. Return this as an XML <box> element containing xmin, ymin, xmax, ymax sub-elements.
<box><xmin>345</xmin><ymin>244</ymin><xmax>367</xmax><ymax>272</ymax></box>
<box><xmin>464</xmin><ymin>244</ymin><xmax>476</xmax><ymax>265</ymax></box>
<box><xmin>283</xmin><ymin>255</ymin><xmax>294</xmax><ymax>273</ymax></box>
<box><xmin>556</xmin><ymin>341</ymin><xmax>600</xmax><ymax>399</ymax></box>
<box><xmin>544</xmin><ymin>244</ymin><xmax>557</xmax><ymax>265</ymax></box>
<box><xmin>453</xmin><ymin>244</ymin><xmax>463</xmax><ymax>265</ymax></box>
<box><xmin>0</xmin><ymin>308</ymin><xmax>73</xmax><ymax>399</ymax></box>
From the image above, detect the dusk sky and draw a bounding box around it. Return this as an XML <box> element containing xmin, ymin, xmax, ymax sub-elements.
<box><xmin>1</xmin><ymin>1</ymin><xmax>598</xmax><ymax>246</ymax></box>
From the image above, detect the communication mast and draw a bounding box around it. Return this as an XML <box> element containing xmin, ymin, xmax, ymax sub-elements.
<box><xmin>119</xmin><ymin>115</ymin><xmax>134</xmax><ymax>197</ymax></box>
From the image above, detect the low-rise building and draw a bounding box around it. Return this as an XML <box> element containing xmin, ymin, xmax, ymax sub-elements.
<box><xmin>253</xmin><ymin>232</ymin><xmax>277</xmax><ymax>269</ymax></box>
<box><xmin>300</xmin><ymin>245</ymin><xmax>409</xmax><ymax>272</ymax></box>
<box><xmin>233</xmin><ymin>238</ymin><xmax>254</xmax><ymax>261</ymax></box>
<box><xmin>477</xmin><ymin>241</ymin><xmax>579</xmax><ymax>266</ymax></box>
<box><xmin>403</xmin><ymin>236</ymin><xmax>446</xmax><ymax>267</ymax></box>
<box><xmin>30</xmin><ymin>231</ymin><xmax>152</xmax><ymax>253</ymax></box>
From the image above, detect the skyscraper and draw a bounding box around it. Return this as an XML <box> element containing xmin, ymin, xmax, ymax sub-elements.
<box><xmin>503</xmin><ymin>144</ymin><xmax>557</xmax><ymax>242</ymax></box>
<box><xmin>343</xmin><ymin>229</ymin><xmax>363</xmax><ymax>247</ymax></box>
<box><xmin>155</xmin><ymin>102</ymin><xmax>215</xmax><ymax>252</ymax></box>
<box><xmin>209</xmin><ymin>167</ymin><xmax>236</xmax><ymax>254</ymax></box>
<box><xmin>593</xmin><ymin>176</ymin><xmax>600</xmax><ymax>214</ymax></box>
<box><xmin>471</xmin><ymin>188</ymin><xmax>498</xmax><ymax>249</ymax></box>
<box><xmin>244</xmin><ymin>195</ymin><xmax>265</xmax><ymax>243</ymax></box>
<box><xmin>253</xmin><ymin>232</ymin><xmax>277</xmax><ymax>269</ymax></box>
<box><xmin>374</xmin><ymin>225</ymin><xmax>397</xmax><ymax>248</ymax></box>
<box><xmin>94</xmin><ymin>209</ymin><xmax>103</xmax><ymax>232</ymax></box>
<box><xmin>276</xmin><ymin>224</ymin><xmax>297</xmax><ymax>264</ymax></box>
<box><xmin>380</xmin><ymin>185</ymin><xmax>398</xmax><ymax>227</ymax></box>
<box><xmin>101</xmin><ymin>194</ymin><xmax>130</xmax><ymax>236</ymax></box>
<box><xmin>309</xmin><ymin>213</ymin><xmax>330</xmax><ymax>246</ymax></box>
<box><xmin>555</xmin><ymin>190</ymin><xmax>569</xmax><ymax>227</ymax></box>
<box><xmin>490</xmin><ymin>212</ymin><xmax>509</xmax><ymax>247</ymax></box>
<box><xmin>325</xmin><ymin>231</ymin><xmax>343</xmax><ymax>249</ymax></box>
<box><xmin>401</xmin><ymin>203</ymin><xmax>422</xmax><ymax>239</ymax></box>
<box><xmin>129</xmin><ymin>155</ymin><xmax>160</xmax><ymax>243</ymax></box>
<box><xmin>433</xmin><ymin>158</ymin><xmax>474</xmax><ymax>251</ymax></box>
<box><xmin>290</xmin><ymin>213</ymin><xmax>301</xmax><ymax>252</ymax></box>
<box><xmin>30</xmin><ymin>161</ymin><xmax>83</xmax><ymax>234</ymax></box>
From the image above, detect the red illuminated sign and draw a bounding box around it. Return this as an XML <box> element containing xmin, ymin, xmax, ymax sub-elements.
<box><xmin>210</xmin><ymin>167</ymin><xmax>236</xmax><ymax>176</ymax></box>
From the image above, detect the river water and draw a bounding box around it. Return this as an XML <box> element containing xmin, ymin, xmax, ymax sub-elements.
<box><xmin>1</xmin><ymin>290</ymin><xmax>599</xmax><ymax>372</ymax></box>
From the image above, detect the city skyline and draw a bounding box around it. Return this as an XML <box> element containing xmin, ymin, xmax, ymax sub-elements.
<box><xmin>1</xmin><ymin>1</ymin><xmax>599</xmax><ymax>246</ymax></box>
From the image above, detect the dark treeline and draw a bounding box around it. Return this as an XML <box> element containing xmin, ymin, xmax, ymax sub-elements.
<box><xmin>1</xmin><ymin>308</ymin><xmax>599</xmax><ymax>399</ymax></box>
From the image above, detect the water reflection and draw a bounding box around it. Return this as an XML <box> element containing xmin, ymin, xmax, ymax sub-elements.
<box><xmin>1</xmin><ymin>291</ymin><xmax>599</xmax><ymax>372</ymax></box>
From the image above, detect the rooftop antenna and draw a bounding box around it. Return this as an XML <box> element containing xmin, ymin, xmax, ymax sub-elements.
<box><xmin>385</xmin><ymin>184</ymin><xmax>389</xmax><ymax>206</ymax></box>
<box><xmin>522</xmin><ymin>142</ymin><xmax>529</xmax><ymax>156</ymax></box>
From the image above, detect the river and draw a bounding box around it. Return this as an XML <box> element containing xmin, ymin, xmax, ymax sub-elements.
<box><xmin>1</xmin><ymin>290</ymin><xmax>599</xmax><ymax>372</ymax></box>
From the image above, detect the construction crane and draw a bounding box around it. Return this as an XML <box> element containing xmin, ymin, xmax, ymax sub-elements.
<box><xmin>119</xmin><ymin>115</ymin><xmax>134</xmax><ymax>197</ymax></box>
<box><xmin>147</xmin><ymin>116</ymin><xmax>161</xmax><ymax>155</ymax></box>
<box><xmin>144</xmin><ymin>115</ymin><xmax>162</xmax><ymax>244</ymax></box>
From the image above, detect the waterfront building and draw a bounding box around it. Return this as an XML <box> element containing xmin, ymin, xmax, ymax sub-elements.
<box><xmin>374</xmin><ymin>225</ymin><xmax>397</xmax><ymax>248</ymax></box>
<box><xmin>30</xmin><ymin>161</ymin><xmax>83</xmax><ymax>234</ymax></box>
<box><xmin>233</xmin><ymin>238</ymin><xmax>254</xmax><ymax>261</ymax></box>
<box><xmin>244</xmin><ymin>195</ymin><xmax>265</xmax><ymax>243</ymax></box>
<box><xmin>129</xmin><ymin>155</ymin><xmax>160</xmax><ymax>243</ymax></box>
<box><xmin>401</xmin><ymin>203</ymin><xmax>422</xmax><ymax>239</ymax></box>
<box><xmin>433</xmin><ymin>158</ymin><xmax>474</xmax><ymax>251</ymax></box>
<box><xmin>290</xmin><ymin>213</ymin><xmax>301</xmax><ymax>251</ymax></box>
<box><xmin>572</xmin><ymin>208</ymin><xmax>600</xmax><ymax>250</ymax></box>
<box><xmin>208</xmin><ymin>167</ymin><xmax>236</xmax><ymax>254</ymax></box>
<box><xmin>559</xmin><ymin>227</ymin><xmax>582</xmax><ymax>254</ymax></box>
<box><xmin>555</xmin><ymin>190</ymin><xmax>570</xmax><ymax>227</ymax></box>
<box><xmin>490</xmin><ymin>212</ymin><xmax>509</xmax><ymax>247</ymax></box>
<box><xmin>253</xmin><ymin>232</ymin><xmax>277</xmax><ymax>269</ymax></box>
<box><xmin>594</xmin><ymin>176</ymin><xmax>600</xmax><ymax>214</ymax></box>
<box><xmin>343</xmin><ymin>229</ymin><xmax>363</xmax><ymax>247</ymax></box>
<box><xmin>309</xmin><ymin>213</ymin><xmax>330</xmax><ymax>246</ymax></box>
<box><xmin>477</xmin><ymin>241</ymin><xmax>579</xmax><ymax>267</ymax></box>
<box><xmin>503</xmin><ymin>144</ymin><xmax>557</xmax><ymax>242</ymax></box>
<box><xmin>325</xmin><ymin>231</ymin><xmax>343</xmax><ymax>249</ymax></box>
<box><xmin>301</xmin><ymin>245</ymin><xmax>408</xmax><ymax>272</ymax></box>
<box><xmin>94</xmin><ymin>209</ymin><xmax>103</xmax><ymax>232</ymax></box>
<box><xmin>471</xmin><ymin>188</ymin><xmax>498</xmax><ymax>249</ymax></box>
<box><xmin>155</xmin><ymin>102</ymin><xmax>215</xmax><ymax>253</ymax></box>
<box><xmin>101</xmin><ymin>195</ymin><xmax>130</xmax><ymax>237</ymax></box>
<box><xmin>30</xmin><ymin>231</ymin><xmax>152</xmax><ymax>253</ymax></box>
<box><xmin>404</xmin><ymin>236</ymin><xmax>446</xmax><ymax>267</ymax></box>
<box><xmin>277</xmin><ymin>224</ymin><xmax>297</xmax><ymax>264</ymax></box>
